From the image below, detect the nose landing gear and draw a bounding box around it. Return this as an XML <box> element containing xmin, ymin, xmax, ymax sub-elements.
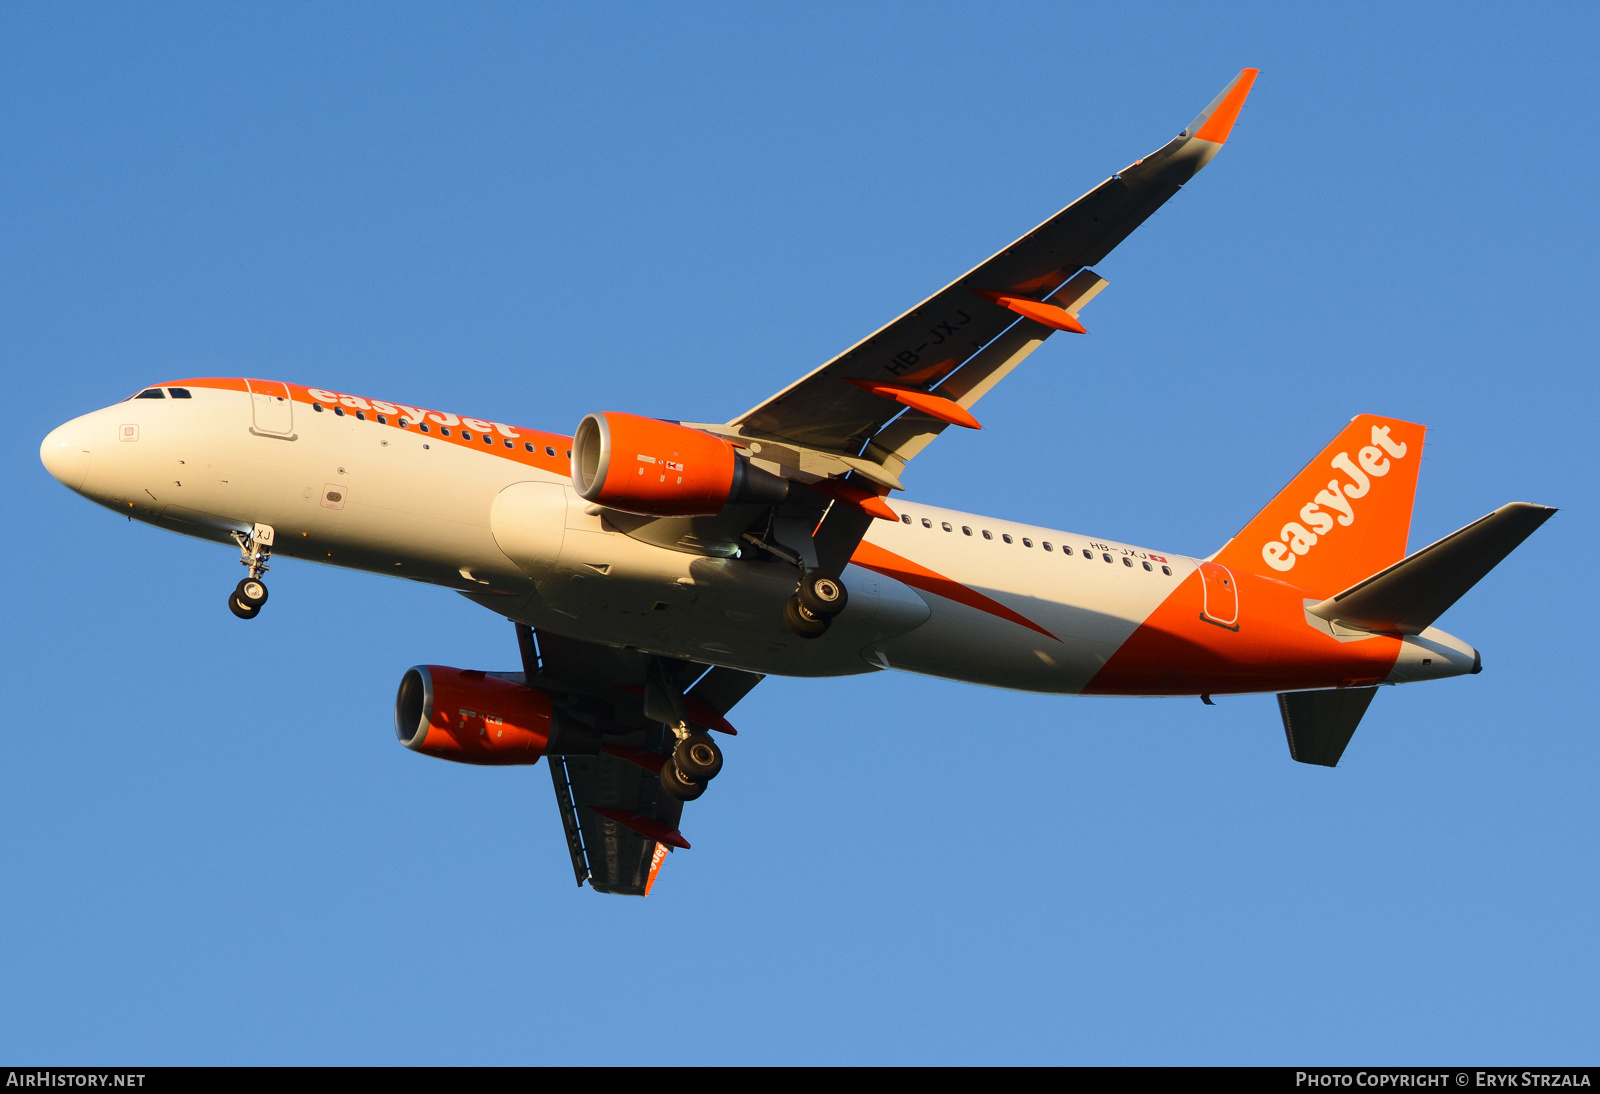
<box><xmin>227</xmin><ymin>523</ymin><xmax>275</xmax><ymax>620</ymax></box>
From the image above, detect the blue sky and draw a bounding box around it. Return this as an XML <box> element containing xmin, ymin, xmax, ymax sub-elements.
<box><xmin>3</xmin><ymin>2</ymin><xmax>1596</xmax><ymax>1064</ymax></box>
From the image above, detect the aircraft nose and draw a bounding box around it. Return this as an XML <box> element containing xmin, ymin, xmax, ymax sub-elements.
<box><xmin>40</xmin><ymin>417</ymin><xmax>95</xmax><ymax>492</ymax></box>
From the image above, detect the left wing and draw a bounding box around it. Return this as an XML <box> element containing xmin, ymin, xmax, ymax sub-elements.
<box><xmin>721</xmin><ymin>69</ymin><xmax>1258</xmax><ymax>483</ymax></box>
<box><xmin>512</xmin><ymin>624</ymin><xmax>762</xmax><ymax>896</ymax></box>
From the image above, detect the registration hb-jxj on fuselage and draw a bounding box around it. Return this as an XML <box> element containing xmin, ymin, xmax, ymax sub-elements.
<box><xmin>38</xmin><ymin>70</ymin><xmax>1554</xmax><ymax>895</ymax></box>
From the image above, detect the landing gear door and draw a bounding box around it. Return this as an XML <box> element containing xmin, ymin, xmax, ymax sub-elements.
<box><xmin>1198</xmin><ymin>562</ymin><xmax>1239</xmax><ymax>631</ymax></box>
<box><xmin>245</xmin><ymin>379</ymin><xmax>295</xmax><ymax>437</ymax></box>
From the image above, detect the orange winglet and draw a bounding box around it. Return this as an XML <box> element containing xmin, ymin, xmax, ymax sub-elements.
<box><xmin>847</xmin><ymin>379</ymin><xmax>981</xmax><ymax>429</ymax></box>
<box><xmin>1191</xmin><ymin>68</ymin><xmax>1259</xmax><ymax>145</ymax></box>
<box><xmin>971</xmin><ymin>290</ymin><xmax>1087</xmax><ymax>334</ymax></box>
<box><xmin>644</xmin><ymin>841</ymin><xmax>668</xmax><ymax>895</ymax></box>
<box><xmin>589</xmin><ymin>806</ymin><xmax>690</xmax><ymax>850</ymax></box>
<box><xmin>809</xmin><ymin>477</ymin><xmax>899</xmax><ymax>521</ymax></box>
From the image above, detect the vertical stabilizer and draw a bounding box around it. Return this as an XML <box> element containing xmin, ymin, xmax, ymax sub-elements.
<box><xmin>1214</xmin><ymin>415</ymin><xmax>1426</xmax><ymax>598</ymax></box>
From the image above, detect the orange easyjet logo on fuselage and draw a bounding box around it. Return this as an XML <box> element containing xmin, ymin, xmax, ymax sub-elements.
<box><xmin>1260</xmin><ymin>425</ymin><xmax>1409</xmax><ymax>574</ymax></box>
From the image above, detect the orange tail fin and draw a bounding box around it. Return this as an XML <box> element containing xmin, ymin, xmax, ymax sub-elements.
<box><xmin>1213</xmin><ymin>414</ymin><xmax>1426</xmax><ymax>598</ymax></box>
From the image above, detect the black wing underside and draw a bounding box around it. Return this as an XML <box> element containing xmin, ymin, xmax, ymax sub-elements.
<box><xmin>515</xmin><ymin>626</ymin><xmax>763</xmax><ymax>896</ymax></box>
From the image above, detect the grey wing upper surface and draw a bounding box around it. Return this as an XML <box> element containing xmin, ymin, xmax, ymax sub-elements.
<box><xmin>727</xmin><ymin>69</ymin><xmax>1259</xmax><ymax>472</ymax></box>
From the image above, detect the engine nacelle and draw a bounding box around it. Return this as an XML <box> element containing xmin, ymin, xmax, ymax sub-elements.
<box><xmin>395</xmin><ymin>665</ymin><xmax>552</xmax><ymax>766</ymax></box>
<box><xmin>571</xmin><ymin>411</ymin><xmax>786</xmax><ymax>517</ymax></box>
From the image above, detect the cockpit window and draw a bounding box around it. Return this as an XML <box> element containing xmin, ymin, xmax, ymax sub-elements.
<box><xmin>167</xmin><ymin>387</ymin><xmax>192</xmax><ymax>398</ymax></box>
<box><xmin>135</xmin><ymin>388</ymin><xmax>165</xmax><ymax>399</ymax></box>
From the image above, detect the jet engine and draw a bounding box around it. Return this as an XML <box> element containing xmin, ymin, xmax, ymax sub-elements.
<box><xmin>395</xmin><ymin>665</ymin><xmax>552</xmax><ymax>765</ymax></box>
<box><xmin>571</xmin><ymin>411</ymin><xmax>787</xmax><ymax>517</ymax></box>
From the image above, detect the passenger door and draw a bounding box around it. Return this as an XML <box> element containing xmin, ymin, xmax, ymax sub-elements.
<box><xmin>1198</xmin><ymin>562</ymin><xmax>1239</xmax><ymax>631</ymax></box>
<box><xmin>245</xmin><ymin>378</ymin><xmax>295</xmax><ymax>437</ymax></box>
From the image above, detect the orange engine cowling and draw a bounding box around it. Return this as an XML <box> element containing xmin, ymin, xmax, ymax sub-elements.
<box><xmin>571</xmin><ymin>411</ymin><xmax>787</xmax><ymax>517</ymax></box>
<box><xmin>395</xmin><ymin>665</ymin><xmax>552</xmax><ymax>766</ymax></box>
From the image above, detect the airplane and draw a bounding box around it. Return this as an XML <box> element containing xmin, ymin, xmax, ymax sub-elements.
<box><xmin>38</xmin><ymin>69</ymin><xmax>1555</xmax><ymax>896</ymax></box>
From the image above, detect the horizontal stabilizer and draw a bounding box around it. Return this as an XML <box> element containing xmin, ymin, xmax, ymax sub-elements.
<box><xmin>1279</xmin><ymin>687</ymin><xmax>1378</xmax><ymax>767</ymax></box>
<box><xmin>1308</xmin><ymin>502</ymin><xmax>1557</xmax><ymax>635</ymax></box>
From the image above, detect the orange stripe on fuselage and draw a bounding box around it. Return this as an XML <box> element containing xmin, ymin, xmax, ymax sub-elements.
<box><xmin>851</xmin><ymin>540</ymin><xmax>1058</xmax><ymax>641</ymax></box>
<box><xmin>1084</xmin><ymin>566</ymin><xmax>1402</xmax><ymax>696</ymax></box>
<box><xmin>162</xmin><ymin>377</ymin><xmax>576</xmax><ymax>478</ymax></box>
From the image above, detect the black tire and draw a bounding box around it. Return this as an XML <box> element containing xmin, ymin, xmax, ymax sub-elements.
<box><xmin>235</xmin><ymin>577</ymin><xmax>269</xmax><ymax>607</ymax></box>
<box><xmin>228</xmin><ymin>594</ymin><xmax>260</xmax><ymax>620</ymax></box>
<box><xmin>674</xmin><ymin>733</ymin><xmax>723</xmax><ymax>782</ymax></box>
<box><xmin>797</xmin><ymin>572</ymin><xmax>848</xmax><ymax>616</ymax></box>
<box><xmin>660</xmin><ymin>761</ymin><xmax>705</xmax><ymax>801</ymax></box>
<box><xmin>783</xmin><ymin>594</ymin><xmax>830</xmax><ymax>639</ymax></box>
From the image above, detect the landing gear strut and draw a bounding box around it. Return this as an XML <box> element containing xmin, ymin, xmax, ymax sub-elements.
<box><xmin>741</xmin><ymin>526</ymin><xmax>850</xmax><ymax>640</ymax></box>
<box><xmin>227</xmin><ymin>523</ymin><xmax>275</xmax><ymax>620</ymax></box>
<box><xmin>649</xmin><ymin>662</ymin><xmax>731</xmax><ymax>803</ymax></box>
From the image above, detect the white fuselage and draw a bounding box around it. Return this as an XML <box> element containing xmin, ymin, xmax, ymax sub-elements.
<box><xmin>39</xmin><ymin>383</ymin><xmax>1477</xmax><ymax>694</ymax></box>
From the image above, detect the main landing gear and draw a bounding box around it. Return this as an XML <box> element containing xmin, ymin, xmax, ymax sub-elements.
<box><xmin>741</xmin><ymin>527</ymin><xmax>849</xmax><ymax>640</ymax></box>
<box><xmin>660</xmin><ymin>731</ymin><xmax>724</xmax><ymax>802</ymax></box>
<box><xmin>783</xmin><ymin>570</ymin><xmax>848</xmax><ymax>639</ymax></box>
<box><xmin>646</xmin><ymin>663</ymin><xmax>731</xmax><ymax>803</ymax></box>
<box><xmin>227</xmin><ymin>523</ymin><xmax>275</xmax><ymax>620</ymax></box>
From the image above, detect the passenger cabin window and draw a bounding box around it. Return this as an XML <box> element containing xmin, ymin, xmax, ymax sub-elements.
<box><xmin>1103</xmin><ymin>553</ymin><xmax>1112</xmax><ymax>563</ymax></box>
<box><xmin>1043</xmin><ymin>542</ymin><xmax>1053</xmax><ymax>551</ymax></box>
<box><xmin>982</xmin><ymin>530</ymin><xmax>993</xmax><ymax>540</ymax></box>
<box><xmin>440</xmin><ymin>427</ymin><xmax>451</xmax><ymax>436</ymax></box>
<box><xmin>355</xmin><ymin>410</ymin><xmax>367</xmax><ymax>420</ymax></box>
<box><xmin>460</xmin><ymin>430</ymin><xmax>470</xmax><ymax>439</ymax></box>
<box><xmin>524</xmin><ymin>442</ymin><xmax>534</xmax><ymax>452</ymax></box>
<box><xmin>1082</xmin><ymin>549</ymin><xmax>1092</xmax><ymax>559</ymax></box>
<box><xmin>376</xmin><ymin>415</ymin><xmax>387</xmax><ymax>424</ymax></box>
<box><xmin>333</xmin><ymin>406</ymin><xmax>346</xmax><ymax>416</ymax></box>
<box><xmin>1142</xmin><ymin>561</ymin><xmax>1152</xmax><ymax>571</ymax></box>
<box><xmin>1002</xmin><ymin>534</ymin><xmax>1013</xmax><ymax>544</ymax></box>
<box><xmin>313</xmin><ymin>403</ymin><xmax>325</xmax><ymax>412</ymax></box>
<box><xmin>941</xmin><ymin>522</ymin><xmax>952</xmax><ymax>532</ymax></box>
<box><xmin>503</xmin><ymin>438</ymin><xmax>512</xmax><ymax>448</ymax></box>
<box><xmin>135</xmin><ymin>388</ymin><xmax>165</xmax><ymax>399</ymax></box>
<box><xmin>419</xmin><ymin>424</ymin><xmax>430</xmax><ymax>433</ymax></box>
<box><xmin>1022</xmin><ymin>538</ymin><xmax>1033</xmax><ymax>548</ymax></box>
<box><xmin>962</xmin><ymin>526</ymin><xmax>972</xmax><ymax>536</ymax></box>
<box><xmin>901</xmin><ymin>514</ymin><xmax>912</xmax><ymax>524</ymax></box>
<box><xmin>1122</xmin><ymin>556</ymin><xmax>1132</xmax><ymax>567</ymax></box>
<box><xmin>921</xmin><ymin>518</ymin><xmax>932</xmax><ymax>528</ymax></box>
<box><xmin>168</xmin><ymin>388</ymin><xmax>191</xmax><ymax>398</ymax></box>
<box><xmin>1162</xmin><ymin>565</ymin><xmax>1172</xmax><ymax>576</ymax></box>
<box><xmin>545</xmin><ymin>446</ymin><xmax>557</xmax><ymax>457</ymax></box>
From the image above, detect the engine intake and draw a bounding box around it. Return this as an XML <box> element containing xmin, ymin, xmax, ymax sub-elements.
<box><xmin>395</xmin><ymin>665</ymin><xmax>552</xmax><ymax>765</ymax></box>
<box><xmin>572</xmin><ymin>411</ymin><xmax>787</xmax><ymax>517</ymax></box>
